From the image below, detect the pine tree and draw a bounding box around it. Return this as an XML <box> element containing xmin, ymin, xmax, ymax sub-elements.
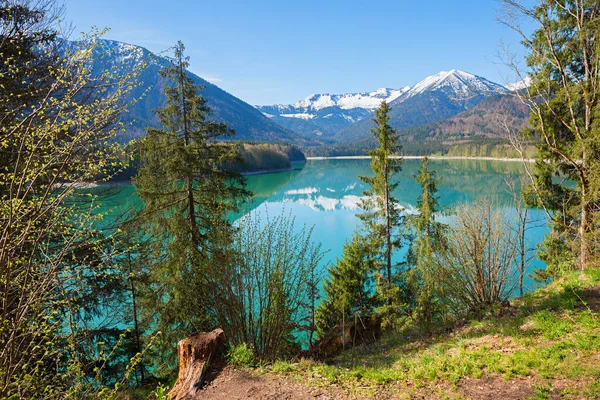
<box><xmin>358</xmin><ymin>101</ymin><xmax>404</xmax><ymax>284</ymax></box>
<box><xmin>406</xmin><ymin>157</ymin><xmax>447</xmax><ymax>324</ymax></box>
<box><xmin>133</xmin><ymin>41</ymin><xmax>249</xmax><ymax>370</ymax></box>
<box><xmin>315</xmin><ymin>233</ymin><xmax>376</xmax><ymax>336</ymax></box>
<box><xmin>502</xmin><ymin>0</ymin><xmax>600</xmax><ymax>270</ymax></box>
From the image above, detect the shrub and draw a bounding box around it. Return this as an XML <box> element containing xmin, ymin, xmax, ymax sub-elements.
<box><xmin>212</xmin><ymin>210</ymin><xmax>324</xmax><ymax>360</ymax></box>
<box><xmin>226</xmin><ymin>343</ymin><xmax>255</xmax><ymax>368</ymax></box>
<box><xmin>434</xmin><ymin>198</ymin><xmax>519</xmax><ymax>316</ymax></box>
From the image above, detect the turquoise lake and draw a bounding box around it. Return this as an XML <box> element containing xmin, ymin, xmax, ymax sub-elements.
<box><xmin>98</xmin><ymin>158</ymin><xmax>549</xmax><ymax>294</ymax></box>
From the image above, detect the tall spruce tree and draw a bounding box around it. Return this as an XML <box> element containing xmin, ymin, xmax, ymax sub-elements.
<box><xmin>358</xmin><ymin>101</ymin><xmax>404</xmax><ymax>284</ymax></box>
<box><xmin>502</xmin><ymin>0</ymin><xmax>600</xmax><ymax>270</ymax></box>
<box><xmin>133</xmin><ymin>41</ymin><xmax>249</xmax><ymax>370</ymax></box>
<box><xmin>406</xmin><ymin>157</ymin><xmax>447</xmax><ymax>324</ymax></box>
<box><xmin>315</xmin><ymin>233</ymin><xmax>376</xmax><ymax>336</ymax></box>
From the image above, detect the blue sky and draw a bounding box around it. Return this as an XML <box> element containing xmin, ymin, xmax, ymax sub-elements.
<box><xmin>63</xmin><ymin>0</ymin><xmax>533</xmax><ymax>105</ymax></box>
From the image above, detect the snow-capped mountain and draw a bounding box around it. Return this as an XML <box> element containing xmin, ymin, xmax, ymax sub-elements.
<box><xmin>258</xmin><ymin>70</ymin><xmax>509</xmax><ymax>140</ymax></box>
<box><xmin>289</xmin><ymin>87</ymin><xmax>409</xmax><ymax>111</ymax></box>
<box><xmin>506</xmin><ymin>76</ymin><xmax>532</xmax><ymax>91</ymax></box>
<box><xmin>256</xmin><ymin>87</ymin><xmax>410</xmax><ymax>137</ymax></box>
<box><xmin>335</xmin><ymin>70</ymin><xmax>510</xmax><ymax>143</ymax></box>
<box><xmin>401</xmin><ymin>69</ymin><xmax>507</xmax><ymax>100</ymax></box>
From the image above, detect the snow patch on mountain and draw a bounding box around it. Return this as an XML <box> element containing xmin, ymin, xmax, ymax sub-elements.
<box><xmin>259</xmin><ymin>70</ymin><xmax>507</xmax><ymax>121</ymax></box>
<box><xmin>287</xmin><ymin>87</ymin><xmax>410</xmax><ymax>112</ymax></box>
<box><xmin>279</xmin><ymin>113</ymin><xmax>315</xmax><ymax>120</ymax></box>
<box><xmin>94</xmin><ymin>39</ymin><xmax>146</xmax><ymax>65</ymax></box>
<box><xmin>506</xmin><ymin>76</ymin><xmax>532</xmax><ymax>91</ymax></box>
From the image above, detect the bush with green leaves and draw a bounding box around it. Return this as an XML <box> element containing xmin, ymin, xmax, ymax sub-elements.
<box><xmin>212</xmin><ymin>210</ymin><xmax>324</xmax><ymax>360</ymax></box>
<box><xmin>226</xmin><ymin>343</ymin><xmax>255</xmax><ymax>368</ymax></box>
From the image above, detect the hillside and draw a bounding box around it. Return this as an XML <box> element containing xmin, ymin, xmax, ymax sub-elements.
<box><xmin>408</xmin><ymin>94</ymin><xmax>530</xmax><ymax>142</ymax></box>
<box><xmin>194</xmin><ymin>270</ymin><xmax>600</xmax><ymax>399</ymax></box>
<box><xmin>108</xmin><ymin>142</ymin><xmax>306</xmax><ymax>181</ymax></box>
<box><xmin>86</xmin><ymin>40</ymin><xmax>313</xmax><ymax>145</ymax></box>
<box><xmin>232</xmin><ymin>143</ymin><xmax>306</xmax><ymax>174</ymax></box>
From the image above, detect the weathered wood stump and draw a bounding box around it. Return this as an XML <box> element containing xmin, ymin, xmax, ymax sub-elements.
<box><xmin>169</xmin><ymin>328</ymin><xmax>226</xmax><ymax>400</ymax></box>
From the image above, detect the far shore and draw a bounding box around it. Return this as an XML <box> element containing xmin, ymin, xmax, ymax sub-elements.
<box><xmin>240</xmin><ymin>167</ymin><xmax>295</xmax><ymax>176</ymax></box>
<box><xmin>52</xmin><ymin>181</ymin><xmax>100</xmax><ymax>190</ymax></box>
<box><xmin>306</xmin><ymin>155</ymin><xmax>535</xmax><ymax>163</ymax></box>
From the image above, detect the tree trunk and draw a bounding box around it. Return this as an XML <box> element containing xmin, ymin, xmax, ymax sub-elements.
<box><xmin>384</xmin><ymin>162</ymin><xmax>392</xmax><ymax>283</ymax></box>
<box><xmin>127</xmin><ymin>251</ymin><xmax>144</xmax><ymax>386</ymax></box>
<box><xmin>177</xmin><ymin>54</ymin><xmax>200</xmax><ymax>250</ymax></box>
<box><xmin>169</xmin><ymin>329</ymin><xmax>226</xmax><ymax>400</ymax></box>
<box><xmin>520</xmin><ymin>208</ymin><xmax>527</xmax><ymax>296</ymax></box>
<box><xmin>580</xmin><ymin>201</ymin><xmax>593</xmax><ymax>271</ymax></box>
<box><xmin>579</xmin><ymin>147</ymin><xmax>591</xmax><ymax>271</ymax></box>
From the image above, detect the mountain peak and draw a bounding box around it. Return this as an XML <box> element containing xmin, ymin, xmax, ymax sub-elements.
<box><xmin>405</xmin><ymin>69</ymin><xmax>506</xmax><ymax>99</ymax></box>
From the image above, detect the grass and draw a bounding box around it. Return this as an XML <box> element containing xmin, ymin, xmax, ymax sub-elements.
<box><xmin>264</xmin><ymin>269</ymin><xmax>600</xmax><ymax>398</ymax></box>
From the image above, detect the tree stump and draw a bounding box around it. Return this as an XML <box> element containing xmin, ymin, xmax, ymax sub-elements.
<box><xmin>169</xmin><ymin>328</ymin><xmax>226</xmax><ymax>400</ymax></box>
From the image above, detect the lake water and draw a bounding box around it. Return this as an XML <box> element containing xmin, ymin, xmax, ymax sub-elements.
<box><xmin>97</xmin><ymin>158</ymin><xmax>549</xmax><ymax>293</ymax></box>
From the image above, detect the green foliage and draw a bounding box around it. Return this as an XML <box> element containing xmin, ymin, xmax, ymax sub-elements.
<box><xmin>229</xmin><ymin>143</ymin><xmax>306</xmax><ymax>173</ymax></box>
<box><xmin>504</xmin><ymin>0</ymin><xmax>600</xmax><ymax>270</ymax></box>
<box><xmin>405</xmin><ymin>157</ymin><xmax>448</xmax><ymax>324</ymax></box>
<box><xmin>315</xmin><ymin>233</ymin><xmax>376</xmax><ymax>336</ymax></box>
<box><xmin>153</xmin><ymin>383</ymin><xmax>170</xmax><ymax>400</ymax></box>
<box><xmin>226</xmin><ymin>344</ymin><xmax>255</xmax><ymax>368</ymax></box>
<box><xmin>374</xmin><ymin>273</ymin><xmax>410</xmax><ymax>331</ymax></box>
<box><xmin>358</xmin><ymin>101</ymin><xmax>405</xmax><ymax>285</ymax></box>
<box><xmin>0</xmin><ymin>2</ymin><xmax>146</xmax><ymax>396</ymax></box>
<box><xmin>271</xmin><ymin>360</ymin><xmax>295</xmax><ymax>374</ymax></box>
<box><xmin>132</xmin><ymin>41</ymin><xmax>250</xmax><ymax>373</ymax></box>
<box><xmin>213</xmin><ymin>211</ymin><xmax>324</xmax><ymax>360</ymax></box>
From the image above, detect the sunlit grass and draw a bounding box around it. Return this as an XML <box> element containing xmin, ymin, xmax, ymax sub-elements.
<box><xmin>266</xmin><ymin>270</ymin><xmax>600</xmax><ymax>398</ymax></box>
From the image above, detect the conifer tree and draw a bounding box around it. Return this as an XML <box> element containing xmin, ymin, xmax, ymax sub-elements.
<box><xmin>315</xmin><ymin>233</ymin><xmax>376</xmax><ymax>336</ymax></box>
<box><xmin>502</xmin><ymin>0</ymin><xmax>600</xmax><ymax>270</ymax></box>
<box><xmin>133</xmin><ymin>41</ymin><xmax>249</xmax><ymax>369</ymax></box>
<box><xmin>406</xmin><ymin>157</ymin><xmax>447</xmax><ymax>323</ymax></box>
<box><xmin>358</xmin><ymin>101</ymin><xmax>404</xmax><ymax>284</ymax></box>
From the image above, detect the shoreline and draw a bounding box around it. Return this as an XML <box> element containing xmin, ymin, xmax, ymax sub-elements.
<box><xmin>240</xmin><ymin>160</ymin><xmax>307</xmax><ymax>176</ymax></box>
<box><xmin>306</xmin><ymin>155</ymin><xmax>535</xmax><ymax>163</ymax></box>
<box><xmin>241</xmin><ymin>167</ymin><xmax>296</xmax><ymax>176</ymax></box>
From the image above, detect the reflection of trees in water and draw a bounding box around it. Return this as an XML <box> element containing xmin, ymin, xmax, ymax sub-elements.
<box><xmin>90</xmin><ymin>159</ymin><xmax>531</xmax><ymax>219</ymax></box>
<box><xmin>245</xmin><ymin>159</ymin><xmax>529</xmax><ymax>211</ymax></box>
<box><xmin>239</xmin><ymin>167</ymin><xmax>304</xmax><ymax>215</ymax></box>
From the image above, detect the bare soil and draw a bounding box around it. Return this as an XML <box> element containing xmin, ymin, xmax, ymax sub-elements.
<box><xmin>195</xmin><ymin>368</ymin><xmax>351</xmax><ymax>400</ymax></box>
<box><xmin>197</xmin><ymin>369</ymin><xmax>587</xmax><ymax>399</ymax></box>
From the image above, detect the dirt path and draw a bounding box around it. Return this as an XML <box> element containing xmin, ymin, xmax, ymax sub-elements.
<box><xmin>195</xmin><ymin>368</ymin><xmax>586</xmax><ymax>399</ymax></box>
<box><xmin>196</xmin><ymin>368</ymin><xmax>350</xmax><ymax>400</ymax></box>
